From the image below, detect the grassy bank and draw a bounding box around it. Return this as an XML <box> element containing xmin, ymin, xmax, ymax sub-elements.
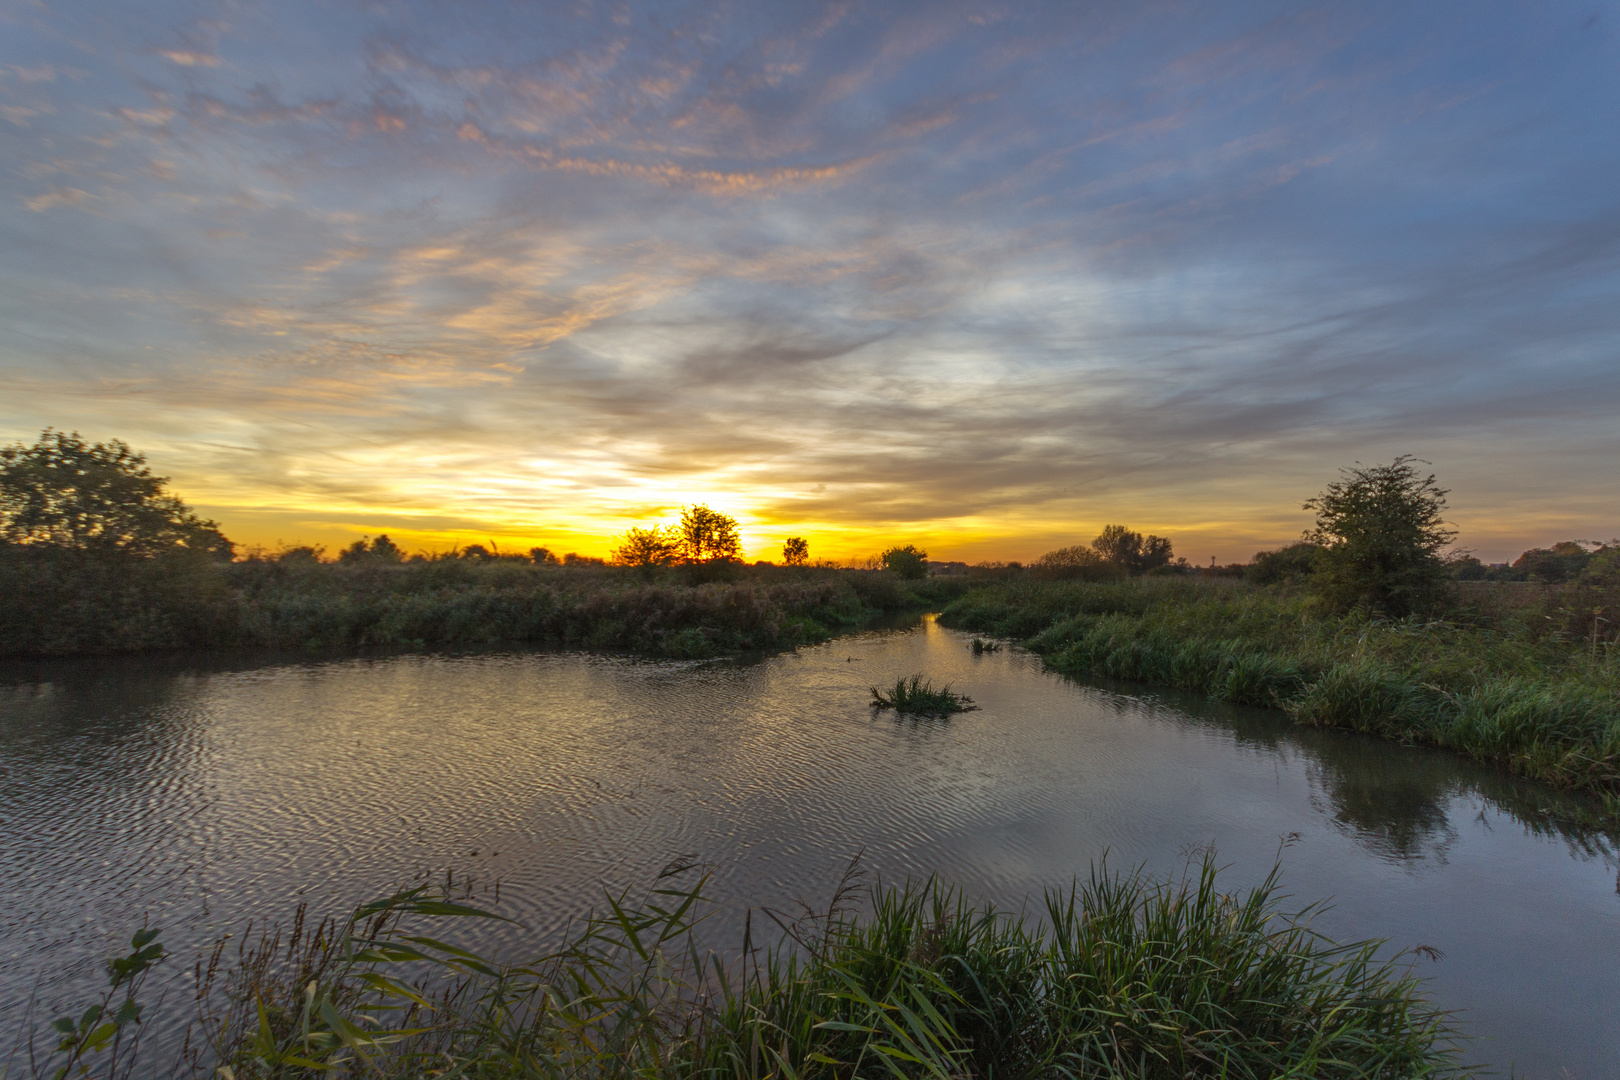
<box><xmin>0</xmin><ymin>551</ymin><xmax>969</xmax><ymax>660</ymax></box>
<box><xmin>21</xmin><ymin>857</ymin><xmax>1466</xmax><ymax>1080</ymax></box>
<box><xmin>941</xmin><ymin>578</ymin><xmax>1620</xmax><ymax>800</ymax></box>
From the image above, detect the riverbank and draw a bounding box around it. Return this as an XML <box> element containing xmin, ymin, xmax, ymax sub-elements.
<box><xmin>941</xmin><ymin>578</ymin><xmax>1620</xmax><ymax>802</ymax></box>
<box><xmin>29</xmin><ymin>857</ymin><xmax>1465</xmax><ymax>1080</ymax></box>
<box><xmin>0</xmin><ymin>552</ymin><xmax>968</xmax><ymax>659</ymax></box>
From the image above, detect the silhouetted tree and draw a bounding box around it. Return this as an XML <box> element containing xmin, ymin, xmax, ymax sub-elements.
<box><xmin>612</xmin><ymin>525</ymin><xmax>680</xmax><ymax>569</ymax></box>
<box><xmin>0</xmin><ymin>429</ymin><xmax>232</xmax><ymax>558</ymax></box>
<box><xmin>880</xmin><ymin>544</ymin><xmax>928</xmax><ymax>580</ymax></box>
<box><xmin>677</xmin><ymin>505</ymin><xmax>741</xmax><ymax>563</ymax></box>
<box><xmin>1092</xmin><ymin>525</ymin><xmax>1174</xmax><ymax>575</ymax></box>
<box><xmin>1305</xmin><ymin>455</ymin><xmax>1454</xmax><ymax>615</ymax></box>
<box><xmin>338</xmin><ymin>534</ymin><xmax>405</xmax><ymax>564</ymax></box>
<box><xmin>529</xmin><ymin>546</ymin><xmax>558</xmax><ymax>565</ymax></box>
<box><xmin>1246</xmin><ymin>542</ymin><xmax>1322</xmax><ymax>585</ymax></box>
<box><xmin>1512</xmin><ymin>542</ymin><xmax>1593</xmax><ymax>583</ymax></box>
<box><xmin>370</xmin><ymin>534</ymin><xmax>404</xmax><ymax>563</ymax></box>
<box><xmin>782</xmin><ymin>537</ymin><xmax>809</xmax><ymax>566</ymax></box>
<box><xmin>1034</xmin><ymin>544</ymin><xmax>1118</xmax><ymax>580</ymax></box>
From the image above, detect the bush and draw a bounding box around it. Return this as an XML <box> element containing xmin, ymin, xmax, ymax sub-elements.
<box><xmin>1305</xmin><ymin>456</ymin><xmax>1454</xmax><ymax>616</ymax></box>
<box><xmin>880</xmin><ymin>544</ymin><xmax>929</xmax><ymax>580</ymax></box>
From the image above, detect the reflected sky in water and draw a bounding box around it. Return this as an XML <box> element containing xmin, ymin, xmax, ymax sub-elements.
<box><xmin>2</xmin><ymin>618</ymin><xmax>1616</xmax><ymax>1077</ymax></box>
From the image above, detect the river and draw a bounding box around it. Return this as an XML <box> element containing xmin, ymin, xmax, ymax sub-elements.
<box><xmin>2</xmin><ymin>615</ymin><xmax>1616</xmax><ymax>1076</ymax></box>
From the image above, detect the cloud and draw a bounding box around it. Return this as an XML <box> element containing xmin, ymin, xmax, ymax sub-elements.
<box><xmin>158</xmin><ymin>49</ymin><xmax>218</xmax><ymax>67</ymax></box>
<box><xmin>22</xmin><ymin>186</ymin><xmax>91</xmax><ymax>211</ymax></box>
<box><xmin>0</xmin><ymin>0</ymin><xmax>1615</xmax><ymax>562</ymax></box>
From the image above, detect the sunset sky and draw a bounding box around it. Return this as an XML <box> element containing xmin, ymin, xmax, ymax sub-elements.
<box><xmin>2</xmin><ymin>1</ymin><xmax>1616</xmax><ymax>564</ymax></box>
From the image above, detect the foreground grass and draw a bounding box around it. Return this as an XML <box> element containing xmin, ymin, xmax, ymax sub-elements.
<box><xmin>942</xmin><ymin>579</ymin><xmax>1620</xmax><ymax>800</ymax></box>
<box><xmin>18</xmin><ymin>857</ymin><xmax>1467</xmax><ymax>1080</ymax></box>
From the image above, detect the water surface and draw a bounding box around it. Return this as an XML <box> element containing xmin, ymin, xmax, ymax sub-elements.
<box><xmin>2</xmin><ymin>617</ymin><xmax>1617</xmax><ymax>1076</ymax></box>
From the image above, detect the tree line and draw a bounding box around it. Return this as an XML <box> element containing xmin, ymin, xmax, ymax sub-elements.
<box><xmin>4</xmin><ymin>429</ymin><xmax>1610</xmax><ymax>628</ymax></box>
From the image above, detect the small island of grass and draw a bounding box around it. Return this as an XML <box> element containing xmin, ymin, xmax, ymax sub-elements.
<box><xmin>870</xmin><ymin>674</ymin><xmax>977</xmax><ymax>716</ymax></box>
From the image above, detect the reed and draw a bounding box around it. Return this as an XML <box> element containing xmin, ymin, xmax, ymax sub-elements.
<box><xmin>870</xmin><ymin>675</ymin><xmax>977</xmax><ymax>717</ymax></box>
<box><xmin>12</xmin><ymin>856</ymin><xmax>1469</xmax><ymax>1080</ymax></box>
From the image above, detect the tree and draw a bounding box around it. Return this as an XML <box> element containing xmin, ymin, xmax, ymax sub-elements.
<box><xmin>782</xmin><ymin>537</ymin><xmax>809</xmax><ymax>566</ymax></box>
<box><xmin>1512</xmin><ymin>542</ymin><xmax>1593</xmax><ymax>583</ymax></box>
<box><xmin>612</xmin><ymin>525</ymin><xmax>680</xmax><ymax>569</ymax></box>
<box><xmin>1034</xmin><ymin>544</ymin><xmax>1118</xmax><ymax>581</ymax></box>
<box><xmin>338</xmin><ymin>534</ymin><xmax>405</xmax><ymax>564</ymax></box>
<box><xmin>880</xmin><ymin>544</ymin><xmax>928</xmax><ymax>580</ymax></box>
<box><xmin>1246</xmin><ymin>542</ymin><xmax>1322</xmax><ymax>586</ymax></box>
<box><xmin>1092</xmin><ymin>525</ymin><xmax>1174</xmax><ymax>575</ymax></box>
<box><xmin>0</xmin><ymin>429</ymin><xmax>232</xmax><ymax>558</ymax></box>
<box><xmin>677</xmin><ymin>504</ymin><xmax>741</xmax><ymax>563</ymax></box>
<box><xmin>1304</xmin><ymin>455</ymin><xmax>1455</xmax><ymax>615</ymax></box>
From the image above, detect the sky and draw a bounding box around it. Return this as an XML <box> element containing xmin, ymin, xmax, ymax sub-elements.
<box><xmin>1</xmin><ymin>1</ymin><xmax>1617</xmax><ymax>564</ymax></box>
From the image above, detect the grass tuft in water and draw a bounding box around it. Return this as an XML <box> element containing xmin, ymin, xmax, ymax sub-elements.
<box><xmin>870</xmin><ymin>674</ymin><xmax>977</xmax><ymax>716</ymax></box>
<box><xmin>969</xmin><ymin>637</ymin><xmax>1001</xmax><ymax>654</ymax></box>
<box><xmin>16</xmin><ymin>854</ymin><xmax>1471</xmax><ymax>1080</ymax></box>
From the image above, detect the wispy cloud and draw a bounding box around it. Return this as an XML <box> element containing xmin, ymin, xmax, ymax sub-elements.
<box><xmin>0</xmin><ymin>0</ymin><xmax>1615</xmax><ymax>561</ymax></box>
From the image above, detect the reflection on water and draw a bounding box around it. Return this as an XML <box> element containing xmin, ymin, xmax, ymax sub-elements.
<box><xmin>2</xmin><ymin>618</ymin><xmax>1617</xmax><ymax>1077</ymax></box>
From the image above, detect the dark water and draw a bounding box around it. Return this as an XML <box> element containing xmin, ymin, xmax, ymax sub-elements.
<box><xmin>2</xmin><ymin>616</ymin><xmax>1617</xmax><ymax>1077</ymax></box>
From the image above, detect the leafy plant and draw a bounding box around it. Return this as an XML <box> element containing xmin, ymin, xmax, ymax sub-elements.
<box><xmin>34</xmin><ymin>928</ymin><xmax>165</xmax><ymax>1080</ymax></box>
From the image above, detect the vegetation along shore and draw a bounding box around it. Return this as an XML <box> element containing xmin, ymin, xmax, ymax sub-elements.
<box><xmin>943</xmin><ymin>459</ymin><xmax>1619</xmax><ymax>803</ymax></box>
<box><xmin>21</xmin><ymin>855</ymin><xmax>1468</xmax><ymax>1080</ymax></box>
<box><xmin>0</xmin><ymin>431</ymin><xmax>958</xmax><ymax>660</ymax></box>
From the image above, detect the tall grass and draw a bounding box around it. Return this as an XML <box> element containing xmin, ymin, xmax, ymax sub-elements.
<box><xmin>941</xmin><ymin>579</ymin><xmax>1620</xmax><ymax>801</ymax></box>
<box><xmin>869</xmin><ymin>675</ymin><xmax>976</xmax><ymax>717</ymax></box>
<box><xmin>11</xmin><ymin>857</ymin><xmax>1468</xmax><ymax>1080</ymax></box>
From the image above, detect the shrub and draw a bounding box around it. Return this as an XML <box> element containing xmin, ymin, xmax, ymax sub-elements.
<box><xmin>1305</xmin><ymin>456</ymin><xmax>1454</xmax><ymax>616</ymax></box>
<box><xmin>879</xmin><ymin>544</ymin><xmax>929</xmax><ymax>580</ymax></box>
